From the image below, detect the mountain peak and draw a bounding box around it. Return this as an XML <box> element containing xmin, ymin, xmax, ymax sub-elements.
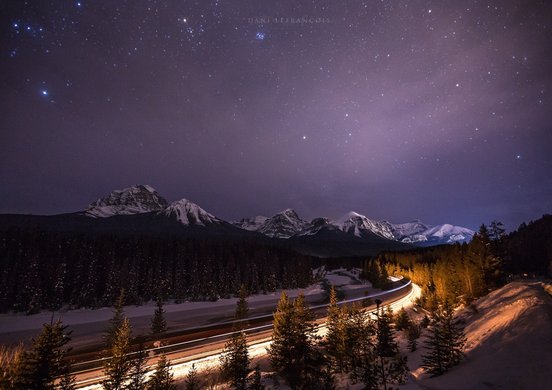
<box><xmin>163</xmin><ymin>198</ymin><xmax>221</xmax><ymax>226</ymax></box>
<box><xmin>85</xmin><ymin>185</ymin><xmax>168</xmax><ymax>218</ymax></box>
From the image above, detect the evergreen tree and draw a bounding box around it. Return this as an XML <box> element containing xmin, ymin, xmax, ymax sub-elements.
<box><xmin>374</xmin><ymin>307</ymin><xmax>408</xmax><ymax>390</ymax></box>
<box><xmin>235</xmin><ymin>284</ymin><xmax>249</xmax><ymax>323</ymax></box>
<box><xmin>220</xmin><ymin>331</ymin><xmax>250</xmax><ymax>390</ymax></box>
<box><xmin>127</xmin><ymin>343</ymin><xmax>148</xmax><ymax>390</ymax></box>
<box><xmin>105</xmin><ymin>289</ymin><xmax>126</xmax><ymax>347</ymax></box>
<box><xmin>184</xmin><ymin>364</ymin><xmax>200</xmax><ymax>390</ymax></box>
<box><xmin>394</xmin><ymin>307</ymin><xmax>412</xmax><ymax>331</ymax></box>
<box><xmin>102</xmin><ymin>317</ymin><xmax>132</xmax><ymax>390</ymax></box>
<box><xmin>267</xmin><ymin>293</ymin><xmax>318</xmax><ymax>389</ymax></box>
<box><xmin>146</xmin><ymin>354</ymin><xmax>176</xmax><ymax>390</ymax></box>
<box><xmin>221</xmin><ymin>285</ymin><xmax>251</xmax><ymax>389</ymax></box>
<box><xmin>407</xmin><ymin>323</ymin><xmax>421</xmax><ymax>352</ymax></box>
<box><xmin>346</xmin><ymin>304</ymin><xmax>378</xmax><ymax>390</ymax></box>
<box><xmin>151</xmin><ymin>298</ymin><xmax>167</xmax><ymax>336</ymax></box>
<box><xmin>15</xmin><ymin>320</ymin><xmax>73</xmax><ymax>389</ymax></box>
<box><xmin>422</xmin><ymin>300</ymin><xmax>466</xmax><ymax>376</ymax></box>
<box><xmin>324</xmin><ymin>285</ymin><xmax>347</xmax><ymax>373</ymax></box>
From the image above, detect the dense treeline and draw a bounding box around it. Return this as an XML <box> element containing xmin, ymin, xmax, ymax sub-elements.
<box><xmin>505</xmin><ymin>214</ymin><xmax>552</xmax><ymax>276</ymax></box>
<box><xmin>0</xmin><ymin>228</ymin><xmax>314</xmax><ymax>313</ymax></box>
<box><xmin>366</xmin><ymin>222</ymin><xmax>506</xmax><ymax>308</ymax></box>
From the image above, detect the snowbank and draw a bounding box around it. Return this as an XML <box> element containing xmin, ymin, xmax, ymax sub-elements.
<box><xmin>409</xmin><ymin>281</ymin><xmax>552</xmax><ymax>389</ymax></box>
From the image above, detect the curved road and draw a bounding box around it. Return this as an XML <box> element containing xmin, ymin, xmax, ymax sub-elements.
<box><xmin>74</xmin><ymin>280</ymin><xmax>414</xmax><ymax>389</ymax></box>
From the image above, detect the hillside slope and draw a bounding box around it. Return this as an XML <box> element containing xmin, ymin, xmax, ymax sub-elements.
<box><xmin>410</xmin><ymin>281</ymin><xmax>552</xmax><ymax>389</ymax></box>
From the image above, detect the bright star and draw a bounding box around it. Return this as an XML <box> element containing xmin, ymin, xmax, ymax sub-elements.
<box><xmin>455</xmin><ymin>83</ymin><xmax>460</xmax><ymax>87</ymax></box>
<box><xmin>516</xmin><ymin>155</ymin><xmax>521</xmax><ymax>159</ymax></box>
<box><xmin>41</xmin><ymin>90</ymin><xmax>49</xmax><ymax>96</ymax></box>
<box><xmin>302</xmin><ymin>135</ymin><xmax>307</xmax><ymax>140</ymax></box>
<box><xmin>255</xmin><ymin>32</ymin><xmax>265</xmax><ymax>41</ymax></box>
<box><xmin>76</xmin><ymin>2</ymin><xmax>82</xmax><ymax>6</ymax></box>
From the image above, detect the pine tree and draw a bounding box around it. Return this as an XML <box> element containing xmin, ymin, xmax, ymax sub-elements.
<box><xmin>236</xmin><ymin>284</ymin><xmax>249</xmax><ymax>323</ymax></box>
<box><xmin>407</xmin><ymin>323</ymin><xmax>420</xmax><ymax>352</ymax></box>
<box><xmin>394</xmin><ymin>307</ymin><xmax>412</xmax><ymax>331</ymax></box>
<box><xmin>102</xmin><ymin>317</ymin><xmax>132</xmax><ymax>390</ymax></box>
<box><xmin>422</xmin><ymin>300</ymin><xmax>466</xmax><ymax>376</ymax></box>
<box><xmin>105</xmin><ymin>289</ymin><xmax>126</xmax><ymax>347</ymax></box>
<box><xmin>151</xmin><ymin>298</ymin><xmax>167</xmax><ymax>336</ymax></box>
<box><xmin>127</xmin><ymin>343</ymin><xmax>148</xmax><ymax>390</ymax></box>
<box><xmin>15</xmin><ymin>320</ymin><xmax>73</xmax><ymax>389</ymax></box>
<box><xmin>267</xmin><ymin>293</ymin><xmax>318</xmax><ymax>389</ymax></box>
<box><xmin>146</xmin><ymin>354</ymin><xmax>176</xmax><ymax>390</ymax></box>
<box><xmin>346</xmin><ymin>304</ymin><xmax>378</xmax><ymax>390</ymax></box>
<box><xmin>220</xmin><ymin>285</ymin><xmax>251</xmax><ymax>389</ymax></box>
<box><xmin>324</xmin><ymin>285</ymin><xmax>347</xmax><ymax>373</ymax></box>
<box><xmin>220</xmin><ymin>331</ymin><xmax>250</xmax><ymax>390</ymax></box>
<box><xmin>374</xmin><ymin>307</ymin><xmax>408</xmax><ymax>390</ymax></box>
<box><xmin>184</xmin><ymin>364</ymin><xmax>200</xmax><ymax>390</ymax></box>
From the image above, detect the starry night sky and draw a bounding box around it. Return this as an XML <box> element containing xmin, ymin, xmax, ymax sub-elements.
<box><xmin>1</xmin><ymin>0</ymin><xmax>551</xmax><ymax>230</ymax></box>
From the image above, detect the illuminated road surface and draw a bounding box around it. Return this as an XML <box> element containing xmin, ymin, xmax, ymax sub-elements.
<box><xmin>77</xmin><ymin>281</ymin><xmax>421</xmax><ymax>389</ymax></box>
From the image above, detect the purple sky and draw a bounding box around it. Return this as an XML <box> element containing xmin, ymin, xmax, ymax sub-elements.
<box><xmin>1</xmin><ymin>0</ymin><xmax>551</xmax><ymax>230</ymax></box>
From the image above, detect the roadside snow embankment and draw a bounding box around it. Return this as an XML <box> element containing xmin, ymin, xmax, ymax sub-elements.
<box><xmin>413</xmin><ymin>281</ymin><xmax>552</xmax><ymax>389</ymax></box>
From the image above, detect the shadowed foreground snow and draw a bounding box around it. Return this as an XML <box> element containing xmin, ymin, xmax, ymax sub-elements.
<box><xmin>406</xmin><ymin>281</ymin><xmax>552</xmax><ymax>390</ymax></box>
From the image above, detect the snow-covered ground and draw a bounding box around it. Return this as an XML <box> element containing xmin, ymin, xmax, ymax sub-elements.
<box><xmin>167</xmin><ymin>281</ymin><xmax>552</xmax><ymax>390</ymax></box>
<box><xmin>404</xmin><ymin>281</ymin><xmax>552</xmax><ymax>389</ymax></box>
<box><xmin>0</xmin><ymin>268</ymin><xmax>371</xmax><ymax>346</ymax></box>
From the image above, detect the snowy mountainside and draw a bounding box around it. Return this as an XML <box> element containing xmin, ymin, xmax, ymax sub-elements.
<box><xmin>255</xmin><ymin>209</ymin><xmax>309</xmax><ymax>238</ymax></box>
<box><xmin>237</xmin><ymin>209</ymin><xmax>474</xmax><ymax>245</ymax></box>
<box><xmin>416</xmin><ymin>223</ymin><xmax>475</xmax><ymax>244</ymax></box>
<box><xmin>162</xmin><ymin>199</ymin><xmax>222</xmax><ymax>226</ymax></box>
<box><xmin>334</xmin><ymin>211</ymin><xmax>396</xmax><ymax>240</ymax></box>
<box><xmin>85</xmin><ymin>184</ymin><xmax>168</xmax><ymax>217</ymax></box>
<box><xmin>233</xmin><ymin>216</ymin><xmax>269</xmax><ymax>231</ymax></box>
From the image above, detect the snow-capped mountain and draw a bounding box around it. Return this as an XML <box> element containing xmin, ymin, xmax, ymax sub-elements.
<box><xmin>386</xmin><ymin>220</ymin><xmax>428</xmax><ymax>238</ymax></box>
<box><xmin>296</xmin><ymin>217</ymin><xmax>340</xmax><ymax>236</ymax></box>
<box><xmin>84</xmin><ymin>184</ymin><xmax>473</xmax><ymax>246</ymax></box>
<box><xmin>418</xmin><ymin>223</ymin><xmax>475</xmax><ymax>244</ymax></box>
<box><xmin>162</xmin><ymin>199</ymin><xmax>222</xmax><ymax>226</ymax></box>
<box><xmin>233</xmin><ymin>216</ymin><xmax>269</xmax><ymax>231</ymax></box>
<box><xmin>334</xmin><ymin>211</ymin><xmax>396</xmax><ymax>240</ymax></box>
<box><xmin>236</xmin><ymin>208</ymin><xmax>474</xmax><ymax>245</ymax></box>
<box><xmin>252</xmin><ymin>209</ymin><xmax>309</xmax><ymax>238</ymax></box>
<box><xmin>85</xmin><ymin>185</ymin><xmax>168</xmax><ymax>217</ymax></box>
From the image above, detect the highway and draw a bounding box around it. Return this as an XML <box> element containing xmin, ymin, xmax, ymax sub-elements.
<box><xmin>74</xmin><ymin>280</ymin><xmax>416</xmax><ymax>389</ymax></box>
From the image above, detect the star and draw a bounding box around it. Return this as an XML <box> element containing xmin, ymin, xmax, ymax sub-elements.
<box><xmin>41</xmin><ymin>90</ymin><xmax>49</xmax><ymax>96</ymax></box>
<box><xmin>516</xmin><ymin>155</ymin><xmax>521</xmax><ymax>159</ymax></box>
<box><xmin>255</xmin><ymin>32</ymin><xmax>265</xmax><ymax>41</ymax></box>
<box><xmin>302</xmin><ymin>135</ymin><xmax>307</xmax><ymax>140</ymax></box>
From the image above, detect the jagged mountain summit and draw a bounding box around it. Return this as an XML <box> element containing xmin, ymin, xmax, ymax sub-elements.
<box><xmin>256</xmin><ymin>209</ymin><xmax>309</xmax><ymax>238</ymax></box>
<box><xmin>236</xmin><ymin>209</ymin><xmax>474</xmax><ymax>245</ymax></box>
<box><xmin>162</xmin><ymin>199</ymin><xmax>222</xmax><ymax>226</ymax></box>
<box><xmin>85</xmin><ymin>185</ymin><xmax>169</xmax><ymax>218</ymax></box>
<box><xmin>83</xmin><ymin>184</ymin><xmax>473</xmax><ymax>245</ymax></box>
<box><xmin>334</xmin><ymin>211</ymin><xmax>396</xmax><ymax>240</ymax></box>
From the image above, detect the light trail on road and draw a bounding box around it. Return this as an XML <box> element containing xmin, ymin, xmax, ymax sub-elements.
<box><xmin>78</xmin><ymin>281</ymin><xmax>420</xmax><ymax>389</ymax></box>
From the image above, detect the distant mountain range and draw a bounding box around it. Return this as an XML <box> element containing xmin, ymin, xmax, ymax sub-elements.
<box><xmin>1</xmin><ymin>185</ymin><xmax>475</xmax><ymax>257</ymax></box>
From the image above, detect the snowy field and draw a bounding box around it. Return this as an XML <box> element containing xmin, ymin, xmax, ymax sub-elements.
<box><xmin>0</xmin><ymin>267</ymin><xmax>371</xmax><ymax>339</ymax></box>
